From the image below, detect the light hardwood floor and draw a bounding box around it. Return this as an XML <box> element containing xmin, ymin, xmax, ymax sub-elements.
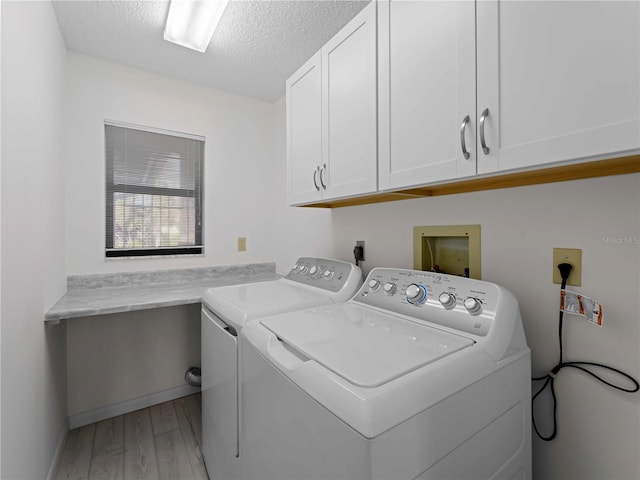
<box><xmin>55</xmin><ymin>393</ymin><xmax>208</xmax><ymax>480</ymax></box>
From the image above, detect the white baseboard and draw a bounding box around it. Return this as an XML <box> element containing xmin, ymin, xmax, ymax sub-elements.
<box><xmin>69</xmin><ymin>384</ymin><xmax>201</xmax><ymax>429</ymax></box>
<box><xmin>47</xmin><ymin>419</ymin><xmax>70</xmax><ymax>480</ymax></box>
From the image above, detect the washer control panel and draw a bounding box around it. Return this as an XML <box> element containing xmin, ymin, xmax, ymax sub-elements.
<box><xmin>284</xmin><ymin>257</ymin><xmax>361</xmax><ymax>293</ymax></box>
<box><xmin>353</xmin><ymin>268</ymin><xmax>500</xmax><ymax>336</ymax></box>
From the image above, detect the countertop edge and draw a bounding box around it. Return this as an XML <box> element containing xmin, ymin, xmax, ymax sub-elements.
<box><xmin>45</xmin><ymin>268</ymin><xmax>281</xmax><ymax>322</ymax></box>
<box><xmin>45</xmin><ymin>298</ymin><xmax>203</xmax><ymax>321</ymax></box>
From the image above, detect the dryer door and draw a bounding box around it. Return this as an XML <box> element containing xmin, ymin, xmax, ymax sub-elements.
<box><xmin>201</xmin><ymin>306</ymin><xmax>240</xmax><ymax>479</ymax></box>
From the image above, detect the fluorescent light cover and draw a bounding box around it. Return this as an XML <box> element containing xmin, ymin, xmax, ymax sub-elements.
<box><xmin>164</xmin><ymin>0</ymin><xmax>230</xmax><ymax>53</ymax></box>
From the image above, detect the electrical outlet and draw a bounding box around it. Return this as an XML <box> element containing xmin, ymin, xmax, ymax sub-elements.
<box><xmin>356</xmin><ymin>240</ymin><xmax>365</xmax><ymax>261</ymax></box>
<box><xmin>237</xmin><ymin>237</ymin><xmax>247</xmax><ymax>252</ymax></box>
<box><xmin>553</xmin><ymin>248</ymin><xmax>582</xmax><ymax>286</ymax></box>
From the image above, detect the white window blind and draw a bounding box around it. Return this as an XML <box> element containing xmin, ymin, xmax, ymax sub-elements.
<box><xmin>105</xmin><ymin>122</ymin><xmax>204</xmax><ymax>257</ymax></box>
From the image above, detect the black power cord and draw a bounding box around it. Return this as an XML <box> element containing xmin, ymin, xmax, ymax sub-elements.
<box><xmin>531</xmin><ymin>263</ymin><xmax>640</xmax><ymax>441</ymax></box>
<box><xmin>353</xmin><ymin>245</ymin><xmax>364</xmax><ymax>266</ymax></box>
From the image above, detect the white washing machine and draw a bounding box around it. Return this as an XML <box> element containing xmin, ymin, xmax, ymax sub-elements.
<box><xmin>241</xmin><ymin>267</ymin><xmax>531</xmax><ymax>480</ymax></box>
<box><xmin>201</xmin><ymin>257</ymin><xmax>362</xmax><ymax>480</ymax></box>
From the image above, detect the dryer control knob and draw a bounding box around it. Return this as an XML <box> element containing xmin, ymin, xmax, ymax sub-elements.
<box><xmin>323</xmin><ymin>270</ymin><xmax>334</xmax><ymax>280</ymax></box>
<box><xmin>309</xmin><ymin>265</ymin><xmax>320</xmax><ymax>277</ymax></box>
<box><xmin>406</xmin><ymin>284</ymin><xmax>427</xmax><ymax>304</ymax></box>
<box><xmin>299</xmin><ymin>265</ymin><xmax>309</xmax><ymax>274</ymax></box>
<box><xmin>439</xmin><ymin>292</ymin><xmax>456</xmax><ymax>309</ymax></box>
<box><xmin>464</xmin><ymin>297</ymin><xmax>482</xmax><ymax>314</ymax></box>
<box><xmin>368</xmin><ymin>279</ymin><xmax>381</xmax><ymax>290</ymax></box>
<box><xmin>383</xmin><ymin>282</ymin><xmax>396</xmax><ymax>295</ymax></box>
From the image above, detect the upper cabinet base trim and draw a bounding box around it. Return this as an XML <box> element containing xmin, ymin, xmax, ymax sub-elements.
<box><xmin>299</xmin><ymin>154</ymin><xmax>640</xmax><ymax>208</ymax></box>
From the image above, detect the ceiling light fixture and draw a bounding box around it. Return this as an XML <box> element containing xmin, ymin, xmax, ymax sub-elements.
<box><xmin>164</xmin><ymin>0</ymin><xmax>230</xmax><ymax>53</ymax></box>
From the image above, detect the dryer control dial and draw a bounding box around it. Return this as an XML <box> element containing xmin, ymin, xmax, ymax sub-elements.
<box><xmin>309</xmin><ymin>265</ymin><xmax>322</xmax><ymax>278</ymax></box>
<box><xmin>405</xmin><ymin>284</ymin><xmax>427</xmax><ymax>304</ymax></box>
<box><xmin>464</xmin><ymin>297</ymin><xmax>482</xmax><ymax>315</ymax></box>
<box><xmin>323</xmin><ymin>270</ymin><xmax>334</xmax><ymax>280</ymax></box>
<box><xmin>439</xmin><ymin>292</ymin><xmax>456</xmax><ymax>309</ymax></box>
<box><xmin>383</xmin><ymin>282</ymin><xmax>396</xmax><ymax>295</ymax></box>
<box><xmin>299</xmin><ymin>265</ymin><xmax>309</xmax><ymax>274</ymax></box>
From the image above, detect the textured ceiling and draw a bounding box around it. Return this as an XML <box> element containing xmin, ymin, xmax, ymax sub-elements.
<box><xmin>52</xmin><ymin>0</ymin><xmax>369</xmax><ymax>102</ymax></box>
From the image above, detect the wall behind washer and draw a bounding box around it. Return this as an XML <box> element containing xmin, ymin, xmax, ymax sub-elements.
<box><xmin>64</xmin><ymin>53</ymin><xmax>277</xmax><ymax>275</ymax></box>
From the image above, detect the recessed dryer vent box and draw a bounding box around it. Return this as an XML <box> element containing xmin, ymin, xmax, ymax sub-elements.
<box><xmin>413</xmin><ymin>225</ymin><xmax>481</xmax><ymax>279</ymax></box>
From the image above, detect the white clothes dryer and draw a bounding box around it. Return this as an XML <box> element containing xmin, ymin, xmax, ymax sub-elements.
<box><xmin>201</xmin><ymin>257</ymin><xmax>362</xmax><ymax>480</ymax></box>
<box><xmin>241</xmin><ymin>268</ymin><xmax>531</xmax><ymax>480</ymax></box>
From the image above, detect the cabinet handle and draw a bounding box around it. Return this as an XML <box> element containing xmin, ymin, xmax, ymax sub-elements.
<box><xmin>313</xmin><ymin>167</ymin><xmax>320</xmax><ymax>191</ymax></box>
<box><xmin>460</xmin><ymin>115</ymin><xmax>471</xmax><ymax>160</ymax></box>
<box><xmin>480</xmin><ymin>108</ymin><xmax>490</xmax><ymax>155</ymax></box>
<box><xmin>319</xmin><ymin>164</ymin><xmax>327</xmax><ymax>190</ymax></box>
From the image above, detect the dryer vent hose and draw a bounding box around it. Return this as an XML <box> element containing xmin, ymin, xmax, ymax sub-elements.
<box><xmin>185</xmin><ymin>367</ymin><xmax>201</xmax><ymax>387</ymax></box>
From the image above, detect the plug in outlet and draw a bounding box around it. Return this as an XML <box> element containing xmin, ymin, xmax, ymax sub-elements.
<box><xmin>356</xmin><ymin>241</ymin><xmax>365</xmax><ymax>262</ymax></box>
<box><xmin>553</xmin><ymin>248</ymin><xmax>582</xmax><ymax>286</ymax></box>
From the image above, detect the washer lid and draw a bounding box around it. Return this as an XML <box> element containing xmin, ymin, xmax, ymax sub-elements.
<box><xmin>260</xmin><ymin>304</ymin><xmax>474</xmax><ymax>388</ymax></box>
<box><xmin>203</xmin><ymin>279</ymin><xmax>331</xmax><ymax>330</ymax></box>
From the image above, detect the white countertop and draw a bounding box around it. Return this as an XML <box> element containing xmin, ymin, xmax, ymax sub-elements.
<box><xmin>45</xmin><ymin>263</ymin><xmax>279</xmax><ymax>322</ymax></box>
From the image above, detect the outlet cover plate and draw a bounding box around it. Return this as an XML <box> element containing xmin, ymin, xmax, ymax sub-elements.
<box><xmin>553</xmin><ymin>248</ymin><xmax>582</xmax><ymax>286</ymax></box>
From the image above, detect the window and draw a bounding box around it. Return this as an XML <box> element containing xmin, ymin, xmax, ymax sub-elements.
<box><xmin>105</xmin><ymin>122</ymin><xmax>204</xmax><ymax>257</ymax></box>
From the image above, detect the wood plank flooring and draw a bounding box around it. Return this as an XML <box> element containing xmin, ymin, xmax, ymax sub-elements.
<box><xmin>56</xmin><ymin>394</ymin><xmax>208</xmax><ymax>480</ymax></box>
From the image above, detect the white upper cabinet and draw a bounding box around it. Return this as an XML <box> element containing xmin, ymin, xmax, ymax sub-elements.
<box><xmin>288</xmin><ymin>0</ymin><xmax>639</xmax><ymax>206</ymax></box>
<box><xmin>286</xmin><ymin>2</ymin><xmax>377</xmax><ymax>205</ymax></box>
<box><xmin>322</xmin><ymin>1</ymin><xmax>377</xmax><ymax>200</ymax></box>
<box><xmin>286</xmin><ymin>52</ymin><xmax>323</xmax><ymax>205</ymax></box>
<box><xmin>476</xmin><ymin>0</ymin><xmax>640</xmax><ymax>174</ymax></box>
<box><xmin>378</xmin><ymin>0</ymin><xmax>477</xmax><ymax>190</ymax></box>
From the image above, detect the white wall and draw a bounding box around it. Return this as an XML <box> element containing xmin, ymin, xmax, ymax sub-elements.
<box><xmin>64</xmin><ymin>53</ymin><xmax>277</xmax><ymax>275</ymax></box>
<box><xmin>67</xmin><ymin>305</ymin><xmax>200</xmax><ymax>420</ymax></box>
<box><xmin>0</xmin><ymin>3</ymin><xmax>3</xmax><ymax>474</ymax></box>
<box><xmin>1</xmin><ymin>2</ymin><xmax>68</xmax><ymax>479</ymax></box>
<box><xmin>271</xmin><ymin>99</ymin><xmax>640</xmax><ymax>479</ymax></box>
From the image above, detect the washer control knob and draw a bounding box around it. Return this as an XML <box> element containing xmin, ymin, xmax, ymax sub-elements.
<box><xmin>299</xmin><ymin>265</ymin><xmax>309</xmax><ymax>274</ymax></box>
<box><xmin>439</xmin><ymin>292</ymin><xmax>456</xmax><ymax>309</ymax></box>
<box><xmin>292</xmin><ymin>264</ymin><xmax>300</xmax><ymax>273</ymax></box>
<box><xmin>464</xmin><ymin>297</ymin><xmax>482</xmax><ymax>314</ymax></box>
<box><xmin>323</xmin><ymin>270</ymin><xmax>334</xmax><ymax>280</ymax></box>
<box><xmin>383</xmin><ymin>282</ymin><xmax>397</xmax><ymax>295</ymax></box>
<box><xmin>309</xmin><ymin>265</ymin><xmax>322</xmax><ymax>277</ymax></box>
<box><xmin>405</xmin><ymin>284</ymin><xmax>427</xmax><ymax>304</ymax></box>
<box><xmin>368</xmin><ymin>279</ymin><xmax>381</xmax><ymax>290</ymax></box>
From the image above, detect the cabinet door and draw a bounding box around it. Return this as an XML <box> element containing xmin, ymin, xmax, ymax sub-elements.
<box><xmin>477</xmin><ymin>0</ymin><xmax>640</xmax><ymax>174</ymax></box>
<box><xmin>286</xmin><ymin>51</ymin><xmax>322</xmax><ymax>205</ymax></box>
<box><xmin>378</xmin><ymin>0</ymin><xmax>476</xmax><ymax>190</ymax></box>
<box><xmin>321</xmin><ymin>1</ymin><xmax>377</xmax><ymax>200</ymax></box>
